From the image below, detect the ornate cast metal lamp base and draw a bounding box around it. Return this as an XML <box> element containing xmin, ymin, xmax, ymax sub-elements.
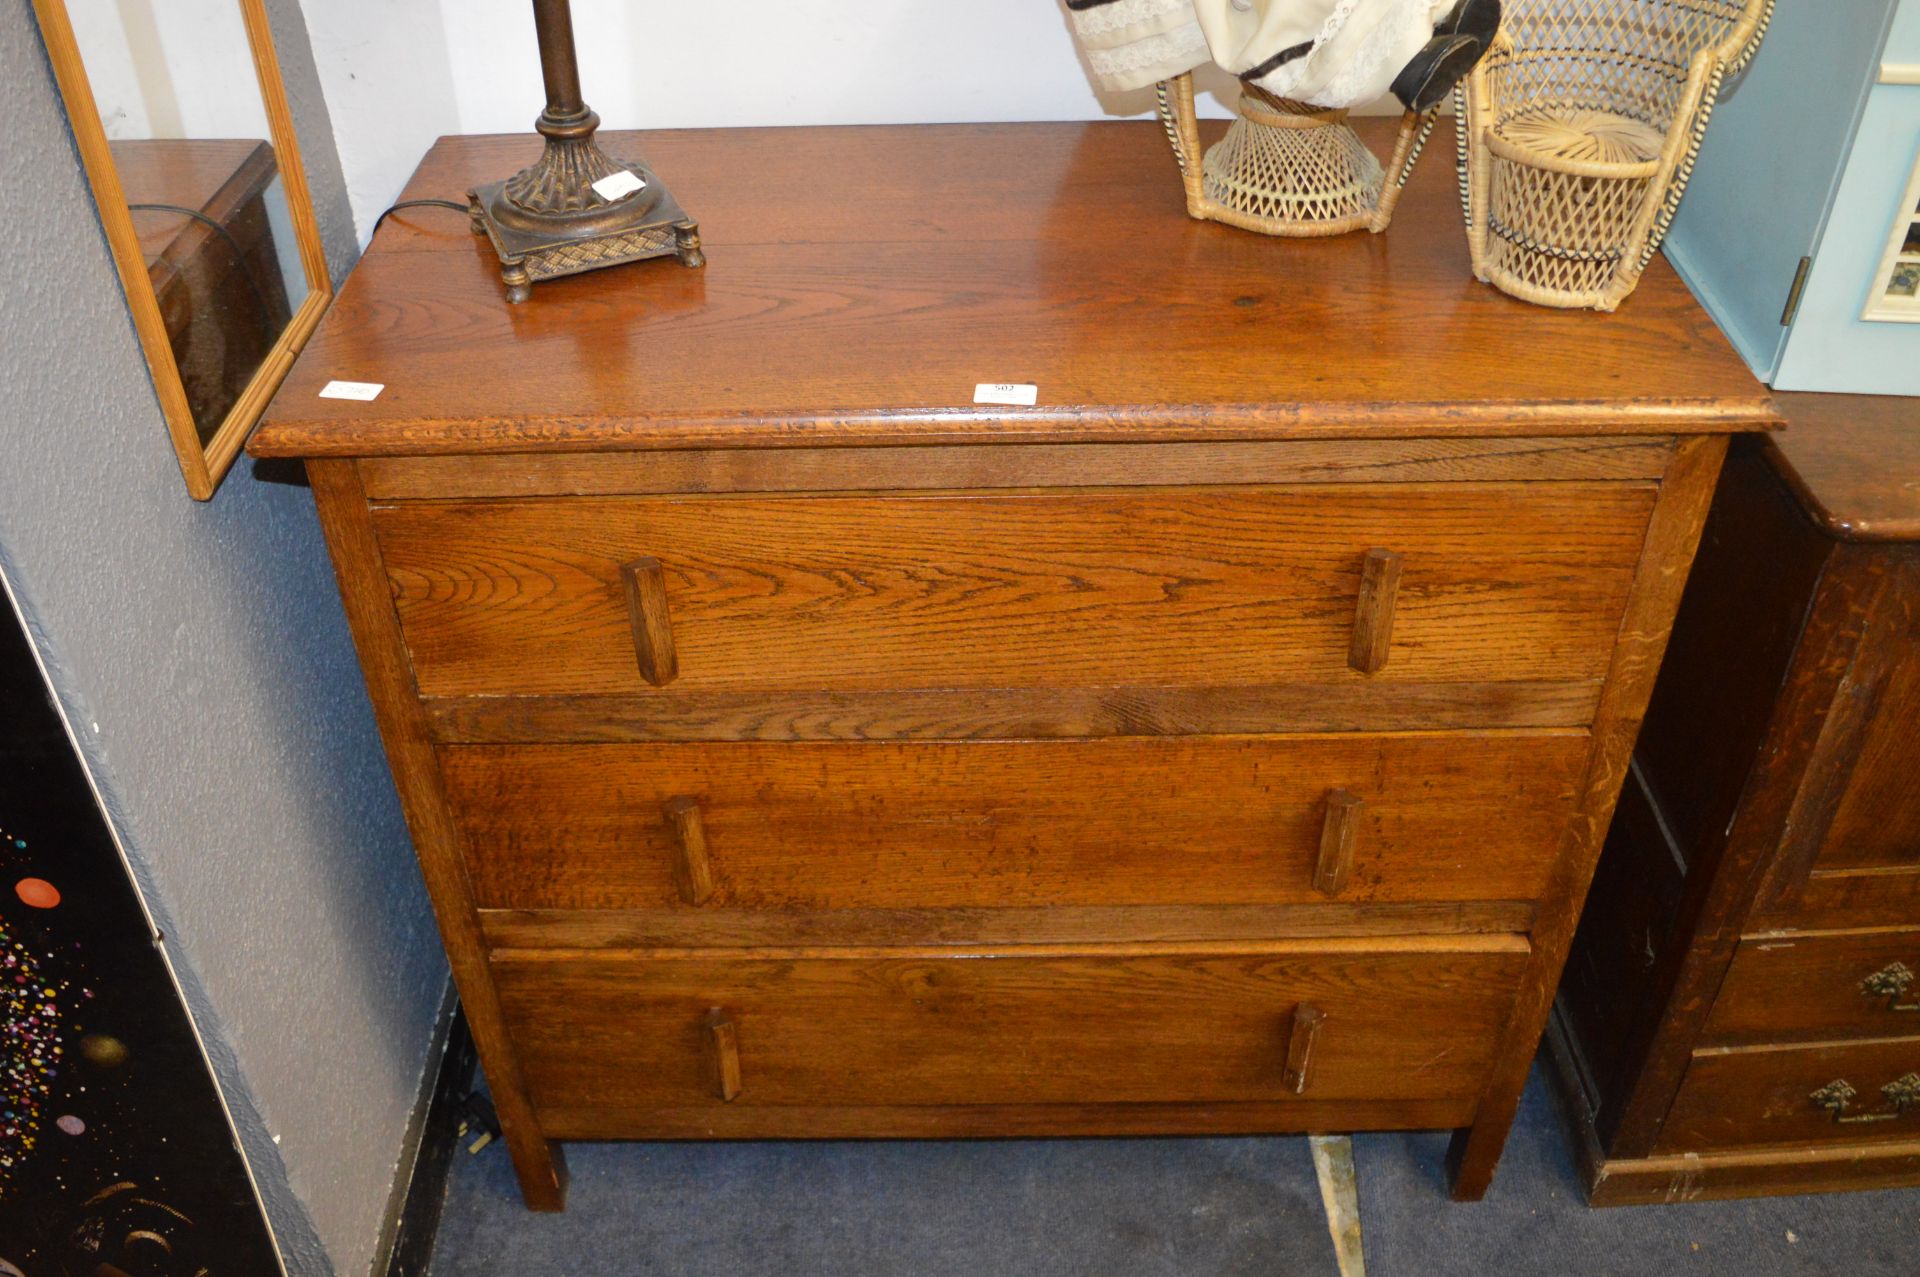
<box><xmin>469</xmin><ymin>0</ymin><xmax>703</xmax><ymax>304</ymax></box>
<box><xmin>467</xmin><ymin>129</ymin><xmax>703</xmax><ymax>304</ymax></box>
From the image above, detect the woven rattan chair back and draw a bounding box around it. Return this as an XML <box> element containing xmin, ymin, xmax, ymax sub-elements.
<box><xmin>1458</xmin><ymin>0</ymin><xmax>1775</xmax><ymax>309</ymax></box>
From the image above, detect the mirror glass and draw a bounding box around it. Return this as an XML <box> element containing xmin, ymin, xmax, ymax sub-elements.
<box><xmin>67</xmin><ymin>0</ymin><xmax>312</xmax><ymax>448</ymax></box>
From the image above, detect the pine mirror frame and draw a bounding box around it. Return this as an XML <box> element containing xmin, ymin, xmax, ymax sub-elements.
<box><xmin>31</xmin><ymin>0</ymin><xmax>334</xmax><ymax>500</ymax></box>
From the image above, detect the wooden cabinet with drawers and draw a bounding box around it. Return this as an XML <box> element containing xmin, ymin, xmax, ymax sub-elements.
<box><xmin>249</xmin><ymin>121</ymin><xmax>1772</xmax><ymax>1211</ymax></box>
<box><xmin>1553</xmin><ymin>392</ymin><xmax>1920</xmax><ymax>1203</ymax></box>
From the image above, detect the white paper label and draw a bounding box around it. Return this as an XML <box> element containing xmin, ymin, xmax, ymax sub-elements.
<box><xmin>973</xmin><ymin>382</ymin><xmax>1038</xmax><ymax>407</ymax></box>
<box><xmin>319</xmin><ymin>380</ymin><xmax>385</xmax><ymax>401</ymax></box>
<box><xmin>591</xmin><ymin>170</ymin><xmax>646</xmax><ymax>202</ymax></box>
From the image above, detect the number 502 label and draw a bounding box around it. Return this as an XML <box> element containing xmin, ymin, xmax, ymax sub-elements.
<box><xmin>973</xmin><ymin>382</ymin><xmax>1038</xmax><ymax>406</ymax></box>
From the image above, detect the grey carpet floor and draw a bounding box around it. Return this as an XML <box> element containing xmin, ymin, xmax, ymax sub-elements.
<box><xmin>427</xmin><ymin>1066</ymin><xmax>1920</xmax><ymax>1276</ymax></box>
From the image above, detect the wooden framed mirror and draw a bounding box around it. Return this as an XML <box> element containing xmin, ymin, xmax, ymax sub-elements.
<box><xmin>32</xmin><ymin>0</ymin><xmax>333</xmax><ymax>499</ymax></box>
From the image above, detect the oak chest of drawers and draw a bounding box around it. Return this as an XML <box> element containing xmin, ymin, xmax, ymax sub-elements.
<box><xmin>1554</xmin><ymin>393</ymin><xmax>1920</xmax><ymax>1203</ymax></box>
<box><xmin>249</xmin><ymin>121</ymin><xmax>1773</xmax><ymax>1211</ymax></box>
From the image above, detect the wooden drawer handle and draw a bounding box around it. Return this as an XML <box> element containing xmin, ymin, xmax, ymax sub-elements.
<box><xmin>1284</xmin><ymin>1003</ymin><xmax>1325</xmax><ymax>1095</ymax></box>
<box><xmin>620</xmin><ymin>556</ymin><xmax>678</xmax><ymax>686</ymax></box>
<box><xmin>707</xmin><ymin>1008</ymin><xmax>743</xmax><ymax>1102</ymax></box>
<box><xmin>1348</xmin><ymin>548</ymin><xmax>1403</xmax><ymax>675</ymax></box>
<box><xmin>1314</xmin><ymin>789</ymin><xmax>1363</xmax><ymax>897</ymax></box>
<box><xmin>1811</xmin><ymin>1073</ymin><xmax>1920</xmax><ymax>1124</ymax></box>
<box><xmin>1861</xmin><ymin>961</ymin><xmax>1920</xmax><ymax>1013</ymax></box>
<box><xmin>664</xmin><ymin>796</ymin><xmax>714</xmax><ymax>906</ymax></box>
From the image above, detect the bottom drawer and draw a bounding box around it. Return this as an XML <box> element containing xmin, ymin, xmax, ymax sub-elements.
<box><xmin>493</xmin><ymin>938</ymin><xmax>1528</xmax><ymax>1136</ymax></box>
<box><xmin>1660</xmin><ymin>1037</ymin><xmax>1920</xmax><ymax>1153</ymax></box>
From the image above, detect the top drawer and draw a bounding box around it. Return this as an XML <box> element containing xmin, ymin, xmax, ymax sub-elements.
<box><xmin>374</xmin><ymin>485</ymin><xmax>1653</xmax><ymax>701</ymax></box>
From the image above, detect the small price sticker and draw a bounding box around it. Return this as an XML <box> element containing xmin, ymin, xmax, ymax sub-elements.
<box><xmin>973</xmin><ymin>383</ymin><xmax>1038</xmax><ymax>407</ymax></box>
<box><xmin>591</xmin><ymin>170</ymin><xmax>646</xmax><ymax>202</ymax></box>
<box><xmin>318</xmin><ymin>380</ymin><xmax>384</xmax><ymax>401</ymax></box>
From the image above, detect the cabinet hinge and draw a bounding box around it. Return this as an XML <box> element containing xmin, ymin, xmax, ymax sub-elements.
<box><xmin>1780</xmin><ymin>256</ymin><xmax>1813</xmax><ymax>327</ymax></box>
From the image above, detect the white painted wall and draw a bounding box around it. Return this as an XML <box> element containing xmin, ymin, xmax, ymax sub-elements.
<box><xmin>300</xmin><ymin>0</ymin><xmax>462</xmax><ymax>247</ymax></box>
<box><xmin>302</xmin><ymin>0</ymin><xmax>1270</xmax><ymax>243</ymax></box>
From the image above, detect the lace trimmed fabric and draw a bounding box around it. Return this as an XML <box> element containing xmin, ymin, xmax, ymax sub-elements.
<box><xmin>1069</xmin><ymin>0</ymin><xmax>1211</xmax><ymax>91</ymax></box>
<box><xmin>1073</xmin><ymin>0</ymin><xmax>1200</xmax><ymax>38</ymax></box>
<box><xmin>1066</xmin><ymin>0</ymin><xmax>1453</xmax><ymax>107</ymax></box>
<box><xmin>1086</xmin><ymin>25</ymin><xmax>1214</xmax><ymax>88</ymax></box>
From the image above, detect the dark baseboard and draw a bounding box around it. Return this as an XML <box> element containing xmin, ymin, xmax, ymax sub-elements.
<box><xmin>373</xmin><ymin>985</ymin><xmax>478</xmax><ymax>1277</ymax></box>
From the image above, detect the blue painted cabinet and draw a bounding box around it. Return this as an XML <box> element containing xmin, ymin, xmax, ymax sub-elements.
<box><xmin>1665</xmin><ymin>0</ymin><xmax>1920</xmax><ymax>394</ymax></box>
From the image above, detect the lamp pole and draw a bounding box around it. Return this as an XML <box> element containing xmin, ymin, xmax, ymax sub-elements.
<box><xmin>531</xmin><ymin>0</ymin><xmax>586</xmax><ymax>122</ymax></box>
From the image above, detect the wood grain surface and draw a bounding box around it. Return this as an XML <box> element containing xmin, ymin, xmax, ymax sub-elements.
<box><xmin>1447</xmin><ymin>435</ymin><xmax>1730</xmax><ymax>1198</ymax></box>
<box><xmin>422</xmin><ymin>680</ymin><xmax>1606</xmax><ymax>743</ymax></box>
<box><xmin>1758</xmin><ymin>871</ymin><xmax>1920</xmax><ymax>932</ymax></box>
<box><xmin>1746</xmin><ymin>551</ymin><xmax>1916</xmax><ymax>919</ymax></box>
<box><xmin>492</xmin><ymin>940</ymin><xmax>1529</xmax><ymax>1118</ymax></box>
<box><xmin>1767</xmin><ymin>393</ymin><xmax>1920</xmax><ymax>543</ymax></box>
<box><xmin>1661</xmin><ymin>1036</ymin><xmax>1920</xmax><ymax>1153</ymax></box>
<box><xmin>247</xmin><ymin>123</ymin><xmax>1774</xmax><ymax>459</ymax></box>
<box><xmin>530</xmin><ymin>1097</ymin><xmax>1482</xmax><ymax>1142</ymax></box>
<box><xmin>1706</xmin><ymin>928</ymin><xmax>1920</xmax><ymax>1047</ymax></box>
<box><xmin>1808</xmin><ymin>554</ymin><xmax>1920</xmax><ymax>874</ymax></box>
<box><xmin>441</xmin><ymin>733</ymin><xmax>1587</xmax><ymax>912</ymax></box>
<box><xmin>1584</xmin><ymin>1141</ymin><xmax>1920</xmax><ymax>1207</ymax></box>
<box><xmin>358</xmin><ymin>437</ymin><xmax>1677</xmax><ymax>500</ymax></box>
<box><xmin>477</xmin><ymin>901</ymin><xmax>1537</xmax><ymax>951</ymax></box>
<box><xmin>376</xmin><ymin>485</ymin><xmax>1653</xmax><ymax>699</ymax></box>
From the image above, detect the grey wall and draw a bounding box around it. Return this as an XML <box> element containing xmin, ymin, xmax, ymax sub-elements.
<box><xmin>1</xmin><ymin>4</ymin><xmax>448</xmax><ymax>1274</ymax></box>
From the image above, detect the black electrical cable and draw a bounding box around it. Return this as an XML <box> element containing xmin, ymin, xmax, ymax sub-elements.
<box><xmin>372</xmin><ymin>197</ymin><xmax>470</xmax><ymax>236</ymax></box>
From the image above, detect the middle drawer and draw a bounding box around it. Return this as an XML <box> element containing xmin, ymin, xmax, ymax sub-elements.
<box><xmin>442</xmin><ymin>733</ymin><xmax>1587</xmax><ymax>911</ymax></box>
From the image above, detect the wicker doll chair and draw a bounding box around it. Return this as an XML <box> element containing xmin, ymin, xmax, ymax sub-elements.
<box><xmin>1457</xmin><ymin>0</ymin><xmax>1774</xmax><ymax>309</ymax></box>
<box><xmin>1157</xmin><ymin>72</ymin><xmax>1440</xmax><ymax>237</ymax></box>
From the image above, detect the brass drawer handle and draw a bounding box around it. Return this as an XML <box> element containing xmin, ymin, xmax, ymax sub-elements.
<box><xmin>664</xmin><ymin>796</ymin><xmax>715</xmax><ymax>906</ymax></box>
<box><xmin>707</xmin><ymin>1008</ymin><xmax>743</xmax><ymax>1102</ymax></box>
<box><xmin>1348</xmin><ymin>548</ymin><xmax>1403</xmax><ymax>675</ymax></box>
<box><xmin>1810</xmin><ymin>1074</ymin><xmax>1920</xmax><ymax>1124</ymax></box>
<box><xmin>620</xmin><ymin>556</ymin><xmax>678</xmax><ymax>686</ymax></box>
<box><xmin>1314</xmin><ymin>789</ymin><xmax>1363</xmax><ymax>897</ymax></box>
<box><xmin>1284</xmin><ymin>1003</ymin><xmax>1325</xmax><ymax>1094</ymax></box>
<box><xmin>1860</xmin><ymin>961</ymin><xmax>1920</xmax><ymax>1013</ymax></box>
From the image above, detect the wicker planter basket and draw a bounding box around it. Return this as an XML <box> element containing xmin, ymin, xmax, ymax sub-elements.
<box><xmin>1158</xmin><ymin>73</ymin><xmax>1438</xmax><ymax>237</ymax></box>
<box><xmin>1458</xmin><ymin>0</ymin><xmax>1774</xmax><ymax>310</ymax></box>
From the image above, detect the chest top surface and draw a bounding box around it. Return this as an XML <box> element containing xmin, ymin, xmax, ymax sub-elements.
<box><xmin>1768</xmin><ymin>393</ymin><xmax>1920</xmax><ymax>543</ymax></box>
<box><xmin>249</xmin><ymin>120</ymin><xmax>1774</xmax><ymax>459</ymax></box>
